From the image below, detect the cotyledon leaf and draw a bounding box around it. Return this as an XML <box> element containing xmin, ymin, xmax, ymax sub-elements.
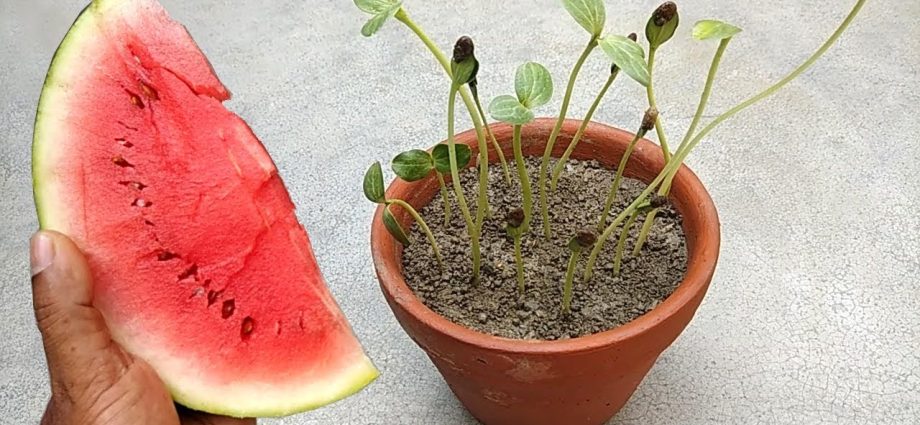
<box><xmin>561</xmin><ymin>0</ymin><xmax>606</xmax><ymax>37</ymax></box>
<box><xmin>392</xmin><ymin>149</ymin><xmax>433</xmax><ymax>182</ymax></box>
<box><xmin>382</xmin><ymin>204</ymin><xmax>411</xmax><ymax>246</ymax></box>
<box><xmin>432</xmin><ymin>144</ymin><xmax>472</xmax><ymax>174</ymax></box>
<box><xmin>515</xmin><ymin>62</ymin><xmax>554</xmax><ymax>109</ymax></box>
<box><xmin>598</xmin><ymin>35</ymin><xmax>650</xmax><ymax>87</ymax></box>
<box><xmin>355</xmin><ymin>0</ymin><xmax>402</xmax><ymax>37</ymax></box>
<box><xmin>693</xmin><ymin>19</ymin><xmax>742</xmax><ymax>41</ymax></box>
<box><xmin>489</xmin><ymin>95</ymin><xmax>534</xmax><ymax>126</ymax></box>
<box><xmin>363</xmin><ymin>161</ymin><xmax>386</xmax><ymax>203</ymax></box>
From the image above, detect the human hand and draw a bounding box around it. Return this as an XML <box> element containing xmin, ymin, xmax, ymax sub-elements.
<box><xmin>30</xmin><ymin>230</ymin><xmax>257</xmax><ymax>425</ymax></box>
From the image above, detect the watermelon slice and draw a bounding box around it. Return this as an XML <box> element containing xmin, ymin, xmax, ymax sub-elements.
<box><xmin>31</xmin><ymin>0</ymin><xmax>377</xmax><ymax>417</ymax></box>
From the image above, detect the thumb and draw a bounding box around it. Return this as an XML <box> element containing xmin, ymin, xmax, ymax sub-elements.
<box><xmin>30</xmin><ymin>230</ymin><xmax>130</xmax><ymax>395</ymax></box>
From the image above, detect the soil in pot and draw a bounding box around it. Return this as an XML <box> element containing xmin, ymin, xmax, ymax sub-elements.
<box><xmin>401</xmin><ymin>157</ymin><xmax>688</xmax><ymax>340</ymax></box>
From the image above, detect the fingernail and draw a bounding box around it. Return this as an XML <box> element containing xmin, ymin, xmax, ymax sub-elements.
<box><xmin>30</xmin><ymin>232</ymin><xmax>55</xmax><ymax>277</ymax></box>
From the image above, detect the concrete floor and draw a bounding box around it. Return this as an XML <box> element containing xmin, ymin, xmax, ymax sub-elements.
<box><xmin>2</xmin><ymin>0</ymin><xmax>918</xmax><ymax>424</ymax></box>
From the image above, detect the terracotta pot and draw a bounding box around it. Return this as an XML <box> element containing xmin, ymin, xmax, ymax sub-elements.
<box><xmin>371</xmin><ymin>118</ymin><xmax>720</xmax><ymax>425</ymax></box>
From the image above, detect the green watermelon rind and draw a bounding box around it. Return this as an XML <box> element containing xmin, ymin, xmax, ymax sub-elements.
<box><xmin>32</xmin><ymin>3</ymin><xmax>96</xmax><ymax>230</ymax></box>
<box><xmin>31</xmin><ymin>0</ymin><xmax>379</xmax><ymax>417</ymax></box>
<box><xmin>167</xmin><ymin>358</ymin><xmax>380</xmax><ymax>418</ymax></box>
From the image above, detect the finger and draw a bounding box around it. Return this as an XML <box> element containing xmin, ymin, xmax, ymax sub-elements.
<box><xmin>31</xmin><ymin>231</ymin><xmax>131</xmax><ymax>395</ymax></box>
<box><xmin>177</xmin><ymin>405</ymin><xmax>257</xmax><ymax>425</ymax></box>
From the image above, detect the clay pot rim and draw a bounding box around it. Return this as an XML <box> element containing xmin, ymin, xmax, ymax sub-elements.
<box><xmin>371</xmin><ymin>118</ymin><xmax>720</xmax><ymax>355</ymax></box>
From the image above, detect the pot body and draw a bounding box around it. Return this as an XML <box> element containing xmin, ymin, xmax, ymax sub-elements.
<box><xmin>372</xmin><ymin>119</ymin><xmax>720</xmax><ymax>425</ymax></box>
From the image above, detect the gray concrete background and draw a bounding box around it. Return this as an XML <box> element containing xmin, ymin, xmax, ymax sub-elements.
<box><xmin>1</xmin><ymin>0</ymin><xmax>918</xmax><ymax>424</ymax></box>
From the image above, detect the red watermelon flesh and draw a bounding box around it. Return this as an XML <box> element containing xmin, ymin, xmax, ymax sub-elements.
<box><xmin>32</xmin><ymin>0</ymin><xmax>377</xmax><ymax>417</ymax></box>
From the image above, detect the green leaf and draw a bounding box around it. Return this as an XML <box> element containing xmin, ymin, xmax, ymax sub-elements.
<box><xmin>392</xmin><ymin>149</ymin><xmax>433</xmax><ymax>182</ymax></box>
<box><xmin>354</xmin><ymin>0</ymin><xmax>399</xmax><ymax>14</ymax></box>
<box><xmin>452</xmin><ymin>58</ymin><xmax>479</xmax><ymax>86</ymax></box>
<box><xmin>515</xmin><ymin>62</ymin><xmax>554</xmax><ymax>109</ymax></box>
<box><xmin>645</xmin><ymin>8</ymin><xmax>680</xmax><ymax>48</ymax></box>
<box><xmin>598</xmin><ymin>35</ymin><xmax>650</xmax><ymax>87</ymax></box>
<box><xmin>432</xmin><ymin>144</ymin><xmax>472</xmax><ymax>174</ymax></box>
<box><xmin>693</xmin><ymin>20</ymin><xmax>742</xmax><ymax>41</ymax></box>
<box><xmin>383</xmin><ymin>204</ymin><xmax>411</xmax><ymax>246</ymax></box>
<box><xmin>489</xmin><ymin>95</ymin><xmax>534</xmax><ymax>125</ymax></box>
<box><xmin>361</xmin><ymin>10</ymin><xmax>392</xmax><ymax>37</ymax></box>
<box><xmin>355</xmin><ymin>0</ymin><xmax>401</xmax><ymax>37</ymax></box>
<box><xmin>561</xmin><ymin>0</ymin><xmax>606</xmax><ymax>37</ymax></box>
<box><xmin>363</xmin><ymin>161</ymin><xmax>386</xmax><ymax>203</ymax></box>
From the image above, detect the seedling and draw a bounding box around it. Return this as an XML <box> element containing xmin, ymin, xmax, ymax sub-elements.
<box><xmin>562</xmin><ymin>229</ymin><xmax>596</xmax><ymax>314</ymax></box>
<box><xmin>489</xmin><ymin>62</ymin><xmax>554</xmax><ymax>233</ymax></box>
<box><xmin>643</xmin><ymin>2</ymin><xmax>680</xmax><ymax>163</ymax></box>
<box><xmin>453</xmin><ymin>36</ymin><xmax>491</xmax><ymax>215</ymax></box>
<box><xmin>504</xmin><ymin>208</ymin><xmax>526</xmax><ymax>295</ymax></box>
<box><xmin>446</xmin><ymin>36</ymin><xmax>489</xmax><ymax>284</ymax></box>
<box><xmin>535</xmin><ymin>0</ymin><xmax>604</xmax><ymax>239</ymax></box>
<box><xmin>549</xmin><ymin>33</ymin><xmax>634</xmax><ymax>194</ymax></box>
<box><xmin>391</xmin><ymin>145</ymin><xmax>472</xmax><ymax>226</ymax></box>
<box><xmin>597</xmin><ymin>107</ymin><xmax>658</xmax><ymax>230</ymax></box>
<box><xmin>633</xmin><ymin>18</ymin><xmax>741</xmax><ymax>256</ymax></box>
<box><xmin>537</xmin><ymin>0</ymin><xmax>652</xmax><ymax>238</ymax></box>
<box><xmin>364</xmin><ymin>161</ymin><xmax>443</xmax><ymax>270</ymax></box>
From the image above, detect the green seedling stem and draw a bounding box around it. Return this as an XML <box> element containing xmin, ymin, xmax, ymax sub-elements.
<box><xmin>597</xmin><ymin>130</ymin><xmax>643</xmax><ymax>231</ymax></box>
<box><xmin>598</xmin><ymin>108</ymin><xmax>656</xmax><ymax>230</ymax></box>
<box><xmin>505</xmin><ymin>208</ymin><xmax>526</xmax><ymax>294</ymax></box>
<box><xmin>472</xmin><ymin>82</ymin><xmax>513</xmax><ymax>185</ymax></box>
<box><xmin>674</xmin><ymin>38</ymin><xmax>730</xmax><ymax>167</ymax></box>
<box><xmin>646</xmin><ymin>47</ymin><xmax>672</xmax><ymax>163</ymax></box>
<box><xmin>615</xmin><ymin>198</ymin><xmax>663</xmax><ymax>272</ymax></box>
<box><xmin>512</xmin><ymin>125</ymin><xmax>534</xmax><ymax>232</ymax></box>
<box><xmin>435</xmin><ymin>172</ymin><xmax>452</xmax><ymax>226</ymax></box>
<box><xmin>550</xmin><ymin>69</ymin><xmax>619</xmax><ymax>193</ymax></box>
<box><xmin>612</xmin><ymin>210</ymin><xmax>641</xmax><ymax>276</ymax></box>
<box><xmin>563</xmin><ymin>230</ymin><xmax>596</xmax><ymax>314</ymax></box>
<box><xmin>562</xmin><ymin>249</ymin><xmax>580</xmax><ymax>314</ymax></box>
<box><xmin>447</xmin><ymin>86</ymin><xmax>482</xmax><ymax>283</ymax></box>
<box><xmin>632</xmin><ymin>207</ymin><xmax>659</xmax><ymax>256</ymax></box>
<box><xmin>513</xmin><ymin>232</ymin><xmax>525</xmax><ymax>295</ymax></box>
<box><xmin>634</xmin><ymin>37</ymin><xmax>731</xmax><ymax>255</ymax></box>
<box><xmin>538</xmin><ymin>39</ymin><xmax>597</xmax><ymax>238</ymax></box>
<box><xmin>395</xmin><ymin>8</ymin><xmax>491</xmax><ymax>233</ymax></box>
<box><xmin>387</xmin><ymin>199</ymin><xmax>444</xmax><ymax>270</ymax></box>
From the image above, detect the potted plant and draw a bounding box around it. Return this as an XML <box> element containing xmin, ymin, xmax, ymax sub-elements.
<box><xmin>355</xmin><ymin>1</ymin><xmax>865</xmax><ymax>424</ymax></box>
